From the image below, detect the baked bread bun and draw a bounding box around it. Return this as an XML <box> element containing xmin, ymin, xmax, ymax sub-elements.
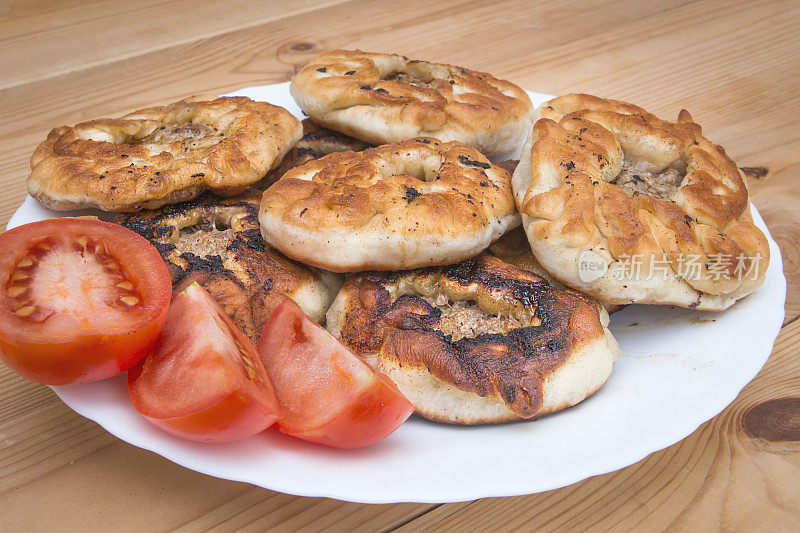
<box><xmin>28</xmin><ymin>96</ymin><xmax>301</xmax><ymax>212</ymax></box>
<box><xmin>259</xmin><ymin>137</ymin><xmax>520</xmax><ymax>272</ymax></box>
<box><xmin>326</xmin><ymin>255</ymin><xmax>620</xmax><ymax>424</ymax></box>
<box><xmin>117</xmin><ymin>190</ymin><xmax>341</xmax><ymax>340</ymax></box>
<box><xmin>255</xmin><ymin>118</ymin><xmax>369</xmax><ymax>190</ymax></box>
<box><xmin>513</xmin><ymin>94</ymin><xmax>770</xmax><ymax>311</ymax></box>
<box><xmin>290</xmin><ymin>50</ymin><xmax>534</xmax><ymax>155</ymax></box>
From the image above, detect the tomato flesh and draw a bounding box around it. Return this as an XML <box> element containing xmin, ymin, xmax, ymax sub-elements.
<box><xmin>129</xmin><ymin>283</ymin><xmax>283</xmax><ymax>442</ymax></box>
<box><xmin>256</xmin><ymin>300</ymin><xmax>414</xmax><ymax>448</ymax></box>
<box><xmin>0</xmin><ymin>218</ymin><xmax>171</xmax><ymax>385</ymax></box>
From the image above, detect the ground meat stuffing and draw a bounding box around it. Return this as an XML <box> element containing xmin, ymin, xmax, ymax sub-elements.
<box><xmin>175</xmin><ymin>224</ymin><xmax>234</xmax><ymax>257</ymax></box>
<box><xmin>612</xmin><ymin>156</ymin><xmax>684</xmax><ymax>199</ymax></box>
<box><xmin>383</xmin><ymin>71</ymin><xmax>436</xmax><ymax>88</ymax></box>
<box><xmin>423</xmin><ymin>295</ymin><xmax>524</xmax><ymax>341</ymax></box>
<box><xmin>136</xmin><ymin>122</ymin><xmax>220</xmax><ymax>149</ymax></box>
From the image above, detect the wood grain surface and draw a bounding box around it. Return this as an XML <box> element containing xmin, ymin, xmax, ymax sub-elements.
<box><xmin>1</xmin><ymin>0</ymin><xmax>798</xmax><ymax>530</ymax></box>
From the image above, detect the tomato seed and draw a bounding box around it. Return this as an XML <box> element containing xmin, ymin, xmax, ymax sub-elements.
<box><xmin>15</xmin><ymin>305</ymin><xmax>36</xmax><ymax>317</ymax></box>
<box><xmin>119</xmin><ymin>295</ymin><xmax>139</xmax><ymax>306</ymax></box>
<box><xmin>75</xmin><ymin>236</ymin><xmax>89</xmax><ymax>247</ymax></box>
<box><xmin>17</xmin><ymin>255</ymin><xmax>37</xmax><ymax>268</ymax></box>
<box><xmin>116</xmin><ymin>281</ymin><xmax>134</xmax><ymax>290</ymax></box>
<box><xmin>11</xmin><ymin>272</ymin><xmax>28</xmax><ymax>282</ymax></box>
<box><xmin>7</xmin><ymin>286</ymin><xmax>27</xmax><ymax>298</ymax></box>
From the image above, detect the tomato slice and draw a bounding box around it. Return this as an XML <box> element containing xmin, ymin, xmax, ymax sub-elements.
<box><xmin>256</xmin><ymin>300</ymin><xmax>414</xmax><ymax>448</ymax></box>
<box><xmin>128</xmin><ymin>283</ymin><xmax>283</xmax><ymax>442</ymax></box>
<box><xmin>0</xmin><ymin>218</ymin><xmax>171</xmax><ymax>385</ymax></box>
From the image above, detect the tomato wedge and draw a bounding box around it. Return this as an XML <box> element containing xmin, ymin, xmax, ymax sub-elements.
<box><xmin>0</xmin><ymin>218</ymin><xmax>171</xmax><ymax>385</ymax></box>
<box><xmin>129</xmin><ymin>283</ymin><xmax>283</xmax><ymax>442</ymax></box>
<box><xmin>256</xmin><ymin>300</ymin><xmax>414</xmax><ymax>448</ymax></box>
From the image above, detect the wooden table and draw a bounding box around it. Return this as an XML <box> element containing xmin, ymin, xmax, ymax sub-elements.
<box><xmin>1</xmin><ymin>1</ymin><xmax>798</xmax><ymax>530</ymax></box>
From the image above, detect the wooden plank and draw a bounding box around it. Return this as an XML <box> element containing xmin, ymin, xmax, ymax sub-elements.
<box><xmin>398</xmin><ymin>319</ymin><xmax>800</xmax><ymax>531</ymax></box>
<box><xmin>0</xmin><ymin>0</ymin><xmax>350</xmax><ymax>89</ymax></box>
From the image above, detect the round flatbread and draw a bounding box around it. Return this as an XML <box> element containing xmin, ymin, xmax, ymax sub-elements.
<box><xmin>259</xmin><ymin>137</ymin><xmax>520</xmax><ymax>272</ymax></box>
<box><xmin>290</xmin><ymin>50</ymin><xmax>534</xmax><ymax>155</ymax></box>
<box><xmin>326</xmin><ymin>255</ymin><xmax>621</xmax><ymax>425</ymax></box>
<box><xmin>28</xmin><ymin>96</ymin><xmax>301</xmax><ymax>212</ymax></box>
<box><xmin>512</xmin><ymin>94</ymin><xmax>769</xmax><ymax>310</ymax></box>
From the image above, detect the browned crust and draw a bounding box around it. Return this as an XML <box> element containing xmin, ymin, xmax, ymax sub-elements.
<box><xmin>290</xmin><ymin>50</ymin><xmax>533</xmax><ymax>153</ymax></box>
<box><xmin>519</xmin><ymin>93</ymin><xmax>769</xmax><ymax>297</ymax></box>
<box><xmin>259</xmin><ymin>137</ymin><xmax>519</xmax><ymax>272</ymax></box>
<box><xmin>116</xmin><ymin>191</ymin><xmax>323</xmax><ymax>340</ymax></box>
<box><xmin>28</xmin><ymin>96</ymin><xmax>301</xmax><ymax>212</ymax></box>
<box><xmin>253</xmin><ymin>118</ymin><xmax>370</xmax><ymax>190</ymax></box>
<box><xmin>488</xmin><ymin>226</ymin><xmax>625</xmax><ymax>314</ymax></box>
<box><xmin>336</xmin><ymin>255</ymin><xmax>608</xmax><ymax>419</ymax></box>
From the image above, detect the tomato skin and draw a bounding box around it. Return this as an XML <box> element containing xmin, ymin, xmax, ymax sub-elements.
<box><xmin>134</xmin><ymin>390</ymin><xmax>278</xmax><ymax>443</ymax></box>
<box><xmin>0</xmin><ymin>316</ymin><xmax>165</xmax><ymax>385</ymax></box>
<box><xmin>0</xmin><ymin>218</ymin><xmax>171</xmax><ymax>385</ymax></box>
<box><xmin>256</xmin><ymin>300</ymin><xmax>414</xmax><ymax>449</ymax></box>
<box><xmin>129</xmin><ymin>283</ymin><xmax>283</xmax><ymax>443</ymax></box>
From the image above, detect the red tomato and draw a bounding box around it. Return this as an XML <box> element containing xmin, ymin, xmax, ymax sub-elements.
<box><xmin>129</xmin><ymin>283</ymin><xmax>283</xmax><ymax>442</ymax></box>
<box><xmin>0</xmin><ymin>218</ymin><xmax>171</xmax><ymax>385</ymax></box>
<box><xmin>256</xmin><ymin>300</ymin><xmax>414</xmax><ymax>449</ymax></box>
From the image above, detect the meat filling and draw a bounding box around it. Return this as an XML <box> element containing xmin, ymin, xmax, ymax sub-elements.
<box><xmin>422</xmin><ymin>294</ymin><xmax>526</xmax><ymax>341</ymax></box>
<box><xmin>175</xmin><ymin>225</ymin><xmax>234</xmax><ymax>258</ymax></box>
<box><xmin>612</xmin><ymin>156</ymin><xmax>685</xmax><ymax>199</ymax></box>
<box><xmin>165</xmin><ymin>209</ymin><xmax>241</xmax><ymax>258</ymax></box>
<box><xmin>133</xmin><ymin>122</ymin><xmax>221</xmax><ymax>150</ymax></box>
<box><xmin>383</xmin><ymin>71</ymin><xmax>436</xmax><ymax>88</ymax></box>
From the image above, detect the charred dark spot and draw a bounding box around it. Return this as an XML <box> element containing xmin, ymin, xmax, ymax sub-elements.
<box><xmin>344</xmin><ymin>70</ymin><xmax>355</xmax><ymax>75</ymax></box>
<box><xmin>374</xmin><ymin>88</ymin><xmax>388</xmax><ymax>93</ymax></box>
<box><xmin>504</xmin><ymin>386</ymin><xmax>516</xmax><ymax>404</ymax></box>
<box><xmin>316</xmin><ymin>67</ymin><xmax>326</xmax><ymax>72</ymax></box>
<box><xmin>564</xmin><ymin>161</ymin><xmax>575</xmax><ymax>171</ymax></box>
<box><xmin>191</xmin><ymin>173</ymin><xmax>205</xmax><ymax>178</ymax></box>
<box><xmin>299</xmin><ymin>207</ymin><xmax>308</xmax><ymax>217</ymax></box>
<box><xmin>458</xmin><ymin>155</ymin><xmax>490</xmax><ymax>169</ymax></box>
<box><xmin>403</xmin><ymin>186</ymin><xmax>422</xmax><ymax>203</ymax></box>
<box><xmin>179</xmin><ymin>252</ymin><xmax>226</xmax><ymax>276</ymax></box>
<box><xmin>240</xmin><ymin>229</ymin><xmax>266</xmax><ymax>252</ymax></box>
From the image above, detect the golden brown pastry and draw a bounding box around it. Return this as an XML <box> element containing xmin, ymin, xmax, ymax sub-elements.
<box><xmin>512</xmin><ymin>94</ymin><xmax>769</xmax><ymax>310</ymax></box>
<box><xmin>259</xmin><ymin>138</ymin><xmax>520</xmax><ymax>272</ymax></box>
<box><xmin>28</xmin><ymin>96</ymin><xmax>301</xmax><ymax>212</ymax></box>
<box><xmin>290</xmin><ymin>50</ymin><xmax>533</xmax><ymax>155</ymax></box>
<box><xmin>326</xmin><ymin>255</ymin><xmax>620</xmax><ymax>424</ymax></box>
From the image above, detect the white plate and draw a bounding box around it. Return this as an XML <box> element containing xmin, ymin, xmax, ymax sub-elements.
<box><xmin>6</xmin><ymin>84</ymin><xmax>786</xmax><ymax>504</ymax></box>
